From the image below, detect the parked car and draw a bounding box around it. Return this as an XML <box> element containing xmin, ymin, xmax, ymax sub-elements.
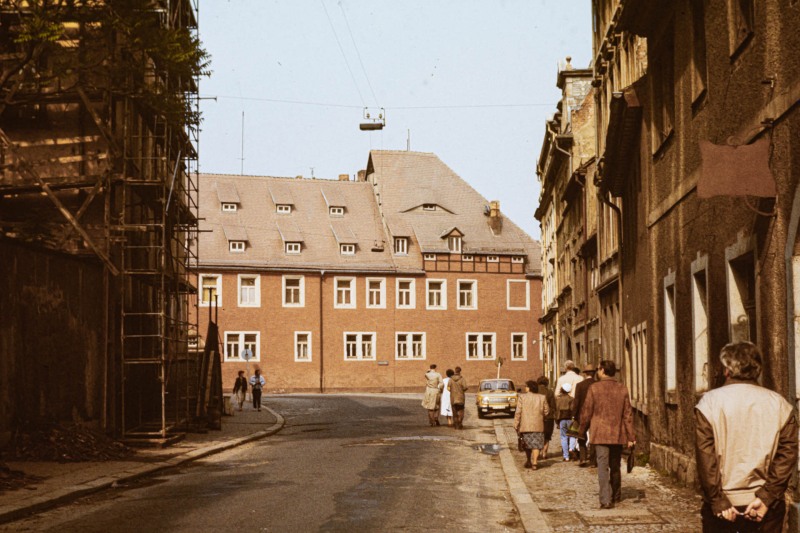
<box><xmin>476</xmin><ymin>379</ymin><xmax>517</xmax><ymax>418</ymax></box>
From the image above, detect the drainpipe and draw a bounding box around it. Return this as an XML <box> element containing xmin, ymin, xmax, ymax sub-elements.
<box><xmin>551</xmin><ymin>132</ymin><xmax>572</xmax><ymax>368</ymax></box>
<box><xmin>785</xmin><ymin>185</ymin><xmax>800</xmax><ymax>405</ymax></box>
<box><xmin>319</xmin><ymin>270</ymin><xmax>325</xmax><ymax>393</ymax></box>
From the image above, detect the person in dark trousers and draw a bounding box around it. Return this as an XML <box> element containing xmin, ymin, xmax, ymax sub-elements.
<box><xmin>232</xmin><ymin>370</ymin><xmax>248</xmax><ymax>411</ymax></box>
<box><xmin>695</xmin><ymin>342</ymin><xmax>798</xmax><ymax>532</ymax></box>
<box><xmin>555</xmin><ymin>382</ymin><xmax>576</xmax><ymax>461</ymax></box>
<box><xmin>249</xmin><ymin>368</ymin><xmax>265</xmax><ymax>411</ymax></box>
<box><xmin>572</xmin><ymin>363</ymin><xmax>597</xmax><ymax>467</ymax></box>
<box><xmin>448</xmin><ymin>366</ymin><xmax>468</xmax><ymax>429</ymax></box>
<box><xmin>579</xmin><ymin>360</ymin><xmax>635</xmax><ymax>509</ymax></box>
<box><xmin>537</xmin><ymin>376</ymin><xmax>557</xmax><ymax>459</ymax></box>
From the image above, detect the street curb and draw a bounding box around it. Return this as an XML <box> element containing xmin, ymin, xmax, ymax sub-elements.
<box><xmin>493</xmin><ymin>421</ymin><xmax>552</xmax><ymax>533</ymax></box>
<box><xmin>0</xmin><ymin>407</ymin><xmax>285</xmax><ymax>525</ymax></box>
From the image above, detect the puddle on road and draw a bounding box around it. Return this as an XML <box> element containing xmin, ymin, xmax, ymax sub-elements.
<box><xmin>474</xmin><ymin>443</ymin><xmax>503</xmax><ymax>455</ymax></box>
<box><xmin>344</xmin><ymin>435</ymin><xmax>462</xmax><ymax>447</ymax></box>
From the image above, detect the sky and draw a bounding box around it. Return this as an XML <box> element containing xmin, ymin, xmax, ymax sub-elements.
<box><xmin>199</xmin><ymin>1</ymin><xmax>593</xmax><ymax>240</ymax></box>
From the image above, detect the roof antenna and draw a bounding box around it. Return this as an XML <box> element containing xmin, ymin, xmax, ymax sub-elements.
<box><xmin>239</xmin><ymin>111</ymin><xmax>245</xmax><ymax>175</ymax></box>
<box><xmin>407</xmin><ymin>129</ymin><xmax>410</xmax><ymax>151</ymax></box>
<box><xmin>310</xmin><ymin>167</ymin><xmax>315</xmax><ymax>179</ymax></box>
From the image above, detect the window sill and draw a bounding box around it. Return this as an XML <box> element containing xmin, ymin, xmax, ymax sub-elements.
<box><xmin>664</xmin><ymin>390</ymin><xmax>678</xmax><ymax>405</ymax></box>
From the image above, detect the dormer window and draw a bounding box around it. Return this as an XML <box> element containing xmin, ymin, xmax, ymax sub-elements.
<box><xmin>462</xmin><ymin>255</ymin><xmax>474</xmax><ymax>262</ymax></box>
<box><xmin>222</xmin><ymin>203</ymin><xmax>238</xmax><ymax>212</ymax></box>
<box><xmin>487</xmin><ymin>255</ymin><xmax>499</xmax><ymax>263</ymax></box>
<box><xmin>512</xmin><ymin>257</ymin><xmax>524</xmax><ymax>264</ymax></box>
<box><xmin>229</xmin><ymin>241</ymin><xmax>246</xmax><ymax>253</ymax></box>
<box><xmin>394</xmin><ymin>237</ymin><xmax>408</xmax><ymax>255</ymax></box>
<box><xmin>330</xmin><ymin>206</ymin><xmax>344</xmax><ymax>217</ymax></box>
<box><xmin>340</xmin><ymin>244</ymin><xmax>356</xmax><ymax>255</ymax></box>
<box><xmin>448</xmin><ymin>236</ymin><xmax>462</xmax><ymax>253</ymax></box>
<box><xmin>286</xmin><ymin>242</ymin><xmax>301</xmax><ymax>254</ymax></box>
<box><xmin>277</xmin><ymin>204</ymin><xmax>292</xmax><ymax>214</ymax></box>
<box><xmin>424</xmin><ymin>253</ymin><xmax>436</xmax><ymax>261</ymax></box>
<box><xmin>422</xmin><ymin>204</ymin><xmax>436</xmax><ymax>211</ymax></box>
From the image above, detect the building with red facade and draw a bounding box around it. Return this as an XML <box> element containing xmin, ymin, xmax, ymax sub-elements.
<box><xmin>193</xmin><ymin>150</ymin><xmax>542</xmax><ymax>392</ymax></box>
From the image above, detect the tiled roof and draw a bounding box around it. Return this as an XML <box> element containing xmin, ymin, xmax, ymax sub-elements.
<box><xmin>216</xmin><ymin>182</ymin><xmax>240</xmax><ymax>204</ymax></box>
<box><xmin>321</xmin><ymin>187</ymin><xmax>346</xmax><ymax>208</ymax></box>
<box><xmin>268</xmin><ymin>184</ymin><xmax>294</xmax><ymax>205</ymax></box>
<box><xmin>330</xmin><ymin>221</ymin><xmax>358</xmax><ymax>244</ymax></box>
<box><xmin>222</xmin><ymin>224</ymin><xmax>248</xmax><ymax>242</ymax></box>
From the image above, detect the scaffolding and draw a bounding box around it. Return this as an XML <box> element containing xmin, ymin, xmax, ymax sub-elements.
<box><xmin>0</xmin><ymin>1</ymin><xmax>202</xmax><ymax>441</ymax></box>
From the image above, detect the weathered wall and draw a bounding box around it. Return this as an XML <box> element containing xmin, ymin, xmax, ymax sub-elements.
<box><xmin>0</xmin><ymin>241</ymin><xmax>106</xmax><ymax>445</ymax></box>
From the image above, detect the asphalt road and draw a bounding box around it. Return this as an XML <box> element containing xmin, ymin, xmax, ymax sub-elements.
<box><xmin>3</xmin><ymin>395</ymin><xmax>522</xmax><ymax>532</ymax></box>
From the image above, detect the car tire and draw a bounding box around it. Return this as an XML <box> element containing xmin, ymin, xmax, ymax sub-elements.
<box><xmin>477</xmin><ymin>411</ymin><xmax>486</xmax><ymax>419</ymax></box>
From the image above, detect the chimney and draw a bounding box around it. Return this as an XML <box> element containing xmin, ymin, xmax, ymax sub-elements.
<box><xmin>357</xmin><ymin>169</ymin><xmax>367</xmax><ymax>182</ymax></box>
<box><xmin>489</xmin><ymin>200</ymin><xmax>503</xmax><ymax>233</ymax></box>
<box><xmin>338</xmin><ymin>174</ymin><xmax>350</xmax><ymax>181</ymax></box>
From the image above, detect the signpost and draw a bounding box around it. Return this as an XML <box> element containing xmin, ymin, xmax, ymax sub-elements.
<box><xmin>241</xmin><ymin>348</ymin><xmax>253</xmax><ymax>401</ymax></box>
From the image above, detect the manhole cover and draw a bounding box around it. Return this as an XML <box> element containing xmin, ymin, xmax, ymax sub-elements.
<box><xmin>474</xmin><ymin>443</ymin><xmax>502</xmax><ymax>455</ymax></box>
<box><xmin>579</xmin><ymin>509</ymin><xmax>664</xmax><ymax>526</ymax></box>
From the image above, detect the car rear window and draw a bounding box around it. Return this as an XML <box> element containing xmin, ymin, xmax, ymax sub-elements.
<box><xmin>480</xmin><ymin>380</ymin><xmax>514</xmax><ymax>391</ymax></box>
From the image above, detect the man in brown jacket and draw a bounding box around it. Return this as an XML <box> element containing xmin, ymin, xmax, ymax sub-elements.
<box><xmin>572</xmin><ymin>363</ymin><xmax>597</xmax><ymax>466</ymax></box>
<box><xmin>579</xmin><ymin>359</ymin><xmax>635</xmax><ymax>509</ymax></box>
<box><xmin>695</xmin><ymin>342</ymin><xmax>797</xmax><ymax>532</ymax></box>
<box><xmin>448</xmin><ymin>366</ymin><xmax>468</xmax><ymax>429</ymax></box>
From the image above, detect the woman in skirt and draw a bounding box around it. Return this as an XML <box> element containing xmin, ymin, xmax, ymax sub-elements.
<box><xmin>514</xmin><ymin>380</ymin><xmax>551</xmax><ymax>470</ymax></box>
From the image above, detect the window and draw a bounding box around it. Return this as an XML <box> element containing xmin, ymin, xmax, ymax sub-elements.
<box><xmin>423</xmin><ymin>253</ymin><xmax>436</xmax><ymax>261</ymax></box>
<box><xmin>396</xmin><ymin>333</ymin><xmax>426</xmax><ymax>360</ymax></box>
<box><xmin>507</xmin><ymin>279</ymin><xmax>530</xmax><ymax>310</ymax></box>
<box><xmin>457</xmin><ymin>280</ymin><xmax>477</xmax><ymax>310</ymax></box>
<box><xmin>366</xmin><ymin>278</ymin><xmax>386</xmax><ymax>308</ymax></box>
<box><xmin>466</xmin><ymin>333</ymin><xmax>496</xmax><ymax>360</ymax></box>
<box><xmin>690</xmin><ymin>0</ymin><xmax>708</xmax><ymax>104</ymax></box>
<box><xmin>285</xmin><ymin>242</ymin><xmax>301</xmax><ymax>254</ymax></box>
<box><xmin>462</xmin><ymin>255</ymin><xmax>474</xmax><ymax>262</ymax></box>
<box><xmin>329</xmin><ymin>206</ymin><xmax>344</xmax><ymax>217</ymax></box>
<box><xmin>663</xmin><ymin>271</ymin><xmax>677</xmax><ymax>396</ymax></box>
<box><xmin>422</xmin><ymin>204</ymin><xmax>436</xmax><ymax>211</ymax></box>
<box><xmin>396</xmin><ymin>278</ymin><xmax>416</xmax><ymax>309</ymax></box>
<box><xmin>199</xmin><ymin>274</ymin><xmax>221</xmax><ymax>306</ymax></box>
<box><xmin>426</xmin><ymin>279</ymin><xmax>447</xmax><ymax>310</ymax></box>
<box><xmin>692</xmin><ymin>258</ymin><xmax>710</xmax><ymax>393</ymax></box>
<box><xmin>487</xmin><ymin>256</ymin><xmax>499</xmax><ymax>263</ymax></box>
<box><xmin>512</xmin><ymin>257</ymin><xmax>524</xmax><ymax>264</ymax></box>
<box><xmin>224</xmin><ymin>331</ymin><xmax>259</xmax><ymax>361</ymax></box>
<box><xmin>222</xmin><ymin>203</ymin><xmax>237</xmax><ymax>212</ymax></box>
<box><xmin>229</xmin><ymin>240</ymin><xmax>246</xmax><ymax>253</ymax></box>
<box><xmin>344</xmin><ymin>332</ymin><xmax>376</xmax><ymax>360</ymax></box>
<box><xmin>727</xmin><ymin>249</ymin><xmax>756</xmax><ymax>343</ymax></box>
<box><xmin>295</xmin><ymin>332</ymin><xmax>312</xmax><ymax>362</ymax></box>
<box><xmin>631</xmin><ymin>322</ymin><xmax>648</xmax><ymax>411</ymax></box>
<box><xmin>448</xmin><ymin>235</ymin><xmax>462</xmax><ymax>253</ymax></box>
<box><xmin>511</xmin><ymin>333</ymin><xmax>527</xmax><ymax>360</ymax></box>
<box><xmin>652</xmin><ymin>32</ymin><xmax>675</xmax><ymax>151</ymax></box>
<box><xmin>340</xmin><ymin>244</ymin><xmax>355</xmax><ymax>255</ymax></box>
<box><xmin>276</xmin><ymin>204</ymin><xmax>292</xmax><ymax>214</ymax></box>
<box><xmin>334</xmin><ymin>277</ymin><xmax>355</xmax><ymax>309</ymax></box>
<box><xmin>726</xmin><ymin>0</ymin><xmax>754</xmax><ymax>57</ymax></box>
<box><xmin>238</xmin><ymin>274</ymin><xmax>260</xmax><ymax>307</ymax></box>
<box><xmin>283</xmin><ymin>275</ymin><xmax>305</xmax><ymax>307</ymax></box>
<box><xmin>394</xmin><ymin>237</ymin><xmax>408</xmax><ymax>255</ymax></box>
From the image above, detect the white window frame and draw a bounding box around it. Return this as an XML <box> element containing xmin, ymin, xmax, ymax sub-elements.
<box><xmin>276</xmin><ymin>204</ymin><xmax>292</xmax><ymax>214</ymax></box>
<box><xmin>512</xmin><ymin>256</ymin><xmax>524</xmax><ymax>264</ymax></box>
<box><xmin>423</xmin><ymin>253</ymin><xmax>436</xmax><ymax>261</ymax></box>
<box><xmin>393</xmin><ymin>237</ymin><xmax>408</xmax><ymax>255</ymax></box>
<box><xmin>282</xmin><ymin>275</ymin><xmax>305</xmax><ymax>307</ymax></box>
<box><xmin>691</xmin><ymin>254</ymin><xmax>710</xmax><ymax>393</ymax></box>
<box><xmin>511</xmin><ymin>332</ymin><xmax>527</xmax><ymax>360</ymax></box>
<box><xmin>340</xmin><ymin>243</ymin><xmax>356</xmax><ymax>255</ymax></box>
<box><xmin>426</xmin><ymin>279</ymin><xmax>447</xmax><ymax>310</ymax></box>
<box><xmin>395</xmin><ymin>332</ymin><xmax>426</xmax><ymax>360</ymax></box>
<box><xmin>199</xmin><ymin>274</ymin><xmax>222</xmax><ymax>307</ymax></box>
<box><xmin>294</xmin><ymin>331</ymin><xmax>312</xmax><ymax>362</ymax></box>
<box><xmin>466</xmin><ymin>332</ymin><xmax>496</xmax><ymax>360</ymax></box>
<box><xmin>422</xmin><ymin>204</ymin><xmax>436</xmax><ymax>211</ymax></box>
<box><xmin>237</xmin><ymin>274</ymin><xmax>260</xmax><ymax>307</ymax></box>
<box><xmin>229</xmin><ymin>240</ymin><xmax>246</xmax><ymax>253</ymax></box>
<box><xmin>396</xmin><ymin>278</ymin><xmax>416</xmax><ymax>309</ymax></box>
<box><xmin>457</xmin><ymin>279</ymin><xmax>478</xmax><ymax>310</ymax></box>
<box><xmin>224</xmin><ymin>331</ymin><xmax>260</xmax><ymax>362</ymax></box>
<box><xmin>664</xmin><ymin>270</ymin><xmax>677</xmax><ymax>397</ymax></box>
<box><xmin>487</xmin><ymin>255</ymin><xmax>500</xmax><ymax>263</ymax></box>
<box><xmin>462</xmin><ymin>254</ymin><xmax>474</xmax><ymax>262</ymax></box>
<box><xmin>285</xmin><ymin>242</ymin><xmax>301</xmax><ymax>254</ymax></box>
<box><xmin>222</xmin><ymin>203</ymin><xmax>237</xmax><ymax>212</ymax></box>
<box><xmin>334</xmin><ymin>276</ymin><xmax>356</xmax><ymax>309</ymax></box>
<box><xmin>448</xmin><ymin>235</ymin><xmax>462</xmax><ymax>253</ymax></box>
<box><xmin>366</xmin><ymin>278</ymin><xmax>386</xmax><ymax>309</ymax></box>
<box><xmin>329</xmin><ymin>206</ymin><xmax>344</xmax><ymax>217</ymax></box>
<box><xmin>506</xmin><ymin>279</ymin><xmax>530</xmax><ymax>310</ymax></box>
<box><xmin>343</xmin><ymin>332</ymin><xmax>376</xmax><ymax>360</ymax></box>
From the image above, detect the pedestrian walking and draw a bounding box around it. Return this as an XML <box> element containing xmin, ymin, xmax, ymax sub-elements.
<box><xmin>250</xmin><ymin>368</ymin><xmax>265</xmax><ymax>411</ymax></box>
<box><xmin>555</xmin><ymin>360</ymin><xmax>583</xmax><ymax>398</ymax></box>
<box><xmin>537</xmin><ymin>375</ymin><xmax>557</xmax><ymax>459</ymax></box>
<box><xmin>514</xmin><ymin>380</ymin><xmax>550</xmax><ymax>470</ymax></box>
<box><xmin>232</xmin><ymin>370</ymin><xmax>248</xmax><ymax>411</ymax></box>
<box><xmin>422</xmin><ymin>364</ymin><xmax>442</xmax><ymax>426</ymax></box>
<box><xmin>440</xmin><ymin>369</ymin><xmax>454</xmax><ymax>426</ymax></box>
<box><xmin>448</xmin><ymin>366</ymin><xmax>468</xmax><ymax>429</ymax></box>
<box><xmin>556</xmin><ymin>382</ymin><xmax>577</xmax><ymax>461</ymax></box>
<box><xmin>572</xmin><ymin>363</ymin><xmax>597</xmax><ymax>467</ymax></box>
<box><xmin>695</xmin><ymin>342</ymin><xmax>798</xmax><ymax>532</ymax></box>
<box><xmin>579</xmin><ymin>359</ymin><xmax>635</xmax><ymax>509</ymax></box>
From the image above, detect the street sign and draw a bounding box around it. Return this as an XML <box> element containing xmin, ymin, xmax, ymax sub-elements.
<box><xmin>241</xmin><ymin>348</ymin><xmax>253</xmax><ymax>361</ymax></box>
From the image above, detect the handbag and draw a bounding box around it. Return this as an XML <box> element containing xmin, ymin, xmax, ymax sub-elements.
<box><xmin>517</xmin><ymin>434</ymin><xmax>525</xmax><ymax>451</ymax></box>
<box><xmin>626</xmin><ymin>444</ymin><xmax>636</xmax><ymax>473</ymax></box>
<box><xmin>566</xmin><ymin>418</ymin><xmax>580</xmax><ymax>438</ymax></box>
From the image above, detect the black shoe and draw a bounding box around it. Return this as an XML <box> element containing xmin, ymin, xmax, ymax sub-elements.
<box><xmin>578</xmin><ymin>461</ymin><xmax>590</xmax><ymax>468</ymax></box>
<box><xmin>524</xmin><ymin>461</ymin><xmax>532</xmax><ymax>469</ymax></box>
<box><xmin>600</xmin><ymin>503</ymin><xmax>614</xmax><ymax>510</ymax></box>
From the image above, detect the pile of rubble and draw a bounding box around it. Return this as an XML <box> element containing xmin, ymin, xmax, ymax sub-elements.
<box><xmin>0</xmin><ymin>463</ymin><xmax>42</xmax><ymax>492</ymax></box>
<box><xmin>6</xmin><ymin>423</ymin><xmax>133</xmax><ymax>463</ymax></box>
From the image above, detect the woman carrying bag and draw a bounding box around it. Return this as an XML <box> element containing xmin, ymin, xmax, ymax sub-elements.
<box><xmin>514</xmin><ymin>380</ymin><xmax>550</xmax><ymax>470</ymax></box>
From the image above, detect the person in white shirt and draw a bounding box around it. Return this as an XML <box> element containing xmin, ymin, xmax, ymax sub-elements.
<box><xmin>555</xmin><ymin>360</ymin><xmax>584</xmax><ymax>398</ymax></box>
<box><xmin>250</xmin><ymin>368</ymin><xmax>266</xmax><ymax>411</ymax></box>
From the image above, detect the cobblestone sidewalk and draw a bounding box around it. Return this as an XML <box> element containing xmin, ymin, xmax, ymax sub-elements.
<box><xmin>500</xmin><ymin>425</ymin><xmax>702</xmax><ymax>531</ymax></box>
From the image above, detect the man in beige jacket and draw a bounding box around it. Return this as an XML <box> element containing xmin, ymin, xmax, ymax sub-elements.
<box><xmin>695</xmin><ymin>342</ymin><xmax>797</xmax><ymax>532</ymax></box>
